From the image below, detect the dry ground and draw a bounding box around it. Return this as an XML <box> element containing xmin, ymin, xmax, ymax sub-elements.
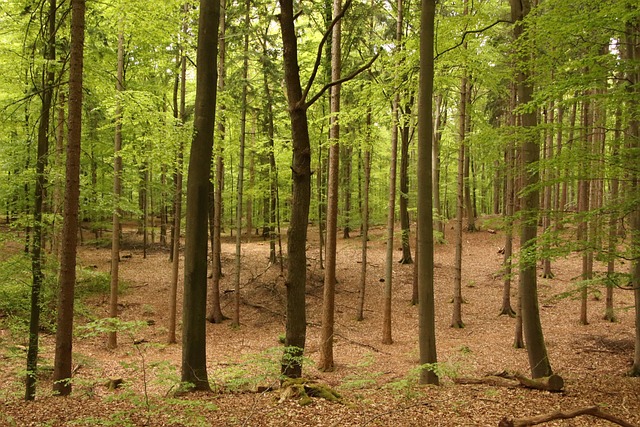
<box><xmin>1</xmin><ymin>219</ymin><xmax>639</xmax><ymax>426</ymax></box>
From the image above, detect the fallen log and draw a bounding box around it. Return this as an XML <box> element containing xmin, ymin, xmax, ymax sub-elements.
<box><xmin>454</xmin><ymin>372</ymin><xmax>564</xmax><ymax>392</ymax></box>
<box><xmin>498</xmin><ymin>405</ymin><xmax>638</xmax><ymax>427</ymax></box>
<box><xmin>513</xmin><ymin>373</ymin><xmax>564</xmax><ymax>392</ymax></box>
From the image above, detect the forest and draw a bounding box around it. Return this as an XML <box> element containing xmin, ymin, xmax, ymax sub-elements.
<box><xmin>0</xmin><ymin>0</ymin><xmax>639</xmax><ymax>425</ymax></box>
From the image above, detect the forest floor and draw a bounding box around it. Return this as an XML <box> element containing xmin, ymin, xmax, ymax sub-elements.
<box><xmin>1</xmin><ymin>218</ymin><xmax>639</xmax><ymax>426</ymax></box>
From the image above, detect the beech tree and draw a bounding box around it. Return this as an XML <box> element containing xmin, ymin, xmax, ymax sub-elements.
<box><xmin>510</xmin><ymin>0</ymin><xmax>553</xmax><ymax>379</ymax></box>
<box><xmin>181</xmin><ymin>0</ymin><xmax>220</xmax><ymax>391</ymax></box>
<box><xmin>52</xmin><ymin>0</ymin><xmax>85</xmax><ymax>397</ymax></box>
<box><xmin>417</xmin><ymin>0</ymin><xmax>438</xmax><ymax>386</ymax></box>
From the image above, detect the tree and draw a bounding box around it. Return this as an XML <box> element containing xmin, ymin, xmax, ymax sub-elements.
<box><xmin>511</xmin><ymin>0</ymin><xmax>553</xmax><ymax>379</ymax></box>
<box><xmin>207</xmin><ymin>0</ymin><xmax>226</xmax><ymax>324</ymax></box>
<box><xmin>417</xmin><ymin>0</ymin><xmax>438</xmax><ymax>386</ymax></box>
<box><xmin>181</xmin><ymin>0</ymin><xmax>221</xmax><ymax>391</ymax></box>
<box><xmin>382</xmin><ymin>0</ymin><xmax>404</xmax><ymax>346</ymax></box>
<box><xmin>52</xmin><ymin>0</ymin><xmax>85</xmax><ymax>397</ymax></box>
<box><xmin>26</xmin><ymin>0</ymin><xmax>56</xmax><ymax>401</ymax></box>
<box><xmin>108</xmin><ymin>29</ymin><xmax>125</xmax><ymax>350</ymax></box>
<box><xmin>319</xmin><ymin>0</ymin><xmax>343</xmax><ymax>372</ymax></box>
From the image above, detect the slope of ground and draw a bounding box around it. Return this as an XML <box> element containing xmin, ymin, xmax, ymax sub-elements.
<box><xmin>1</xmin><ymin>220</ymin><xmax>638</xmax><ymax>426</ymax></box>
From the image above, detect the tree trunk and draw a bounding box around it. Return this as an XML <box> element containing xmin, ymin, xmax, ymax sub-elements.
<box><xmin>342</xmin><ymin>144</ymin><xmax>352</xmax><ymax>239</ymax></box>
<box><xmin>319</xmin><ymin>0</ymin><xmax>342</xmax><ymax>371</ymax></box>
<box><xmin>452</xmin><ymin>70</ymin><xmax>466</xmax><ymax>329</ymax></box>
<box><xmin>207</xmin><ymin>0</ymin><xmax>226</xmax><ymax>324</ymax></box>
<box><xmin>181</xmin><ymin>0</ymin><xmax>220</xmax><ymax>391</ymax></box>
<box><xmin>432</xmin><ymin>93</ymin><xmax>446</xmax><ymax>241</ymax></box>
<box><xmin>168</xmin><ymin>24</ymin><xmax>188</xmax><ymax>342</ymax></box>
<box><xmin>52</xmin><ymin>0</ymin><xmax>85</xmax><ymax>396</ymax></box>
<box><xmin>232</xmin><ymin>0</ymin><xmax>250</xmax><ymax>328</ymax></box>
<box><xmin>357</xmin><ymin>126</ymin><xmax>371</xmax><ymax>321</ymax></box>
<box><xmin>627</xmin><ymin>16</ymin><xmax>640</xmax><ymax>377</ymax></box>
<box><xmin>541</xmin><ymin>103</ymin><xmax>554</xmax><ymax>279</ymax></box>
<box><xmin>399</xmin><ymin>99</ymin><xmax>413</xmax><ymax>264</ymax></box>
<box><xmin>108</xmin><ymin>30</ymin><xmax>125</xmax><ymax>350</ymax></box>
<box><xmin>417</xmin><ymin>0</ymin><xmax>438</xmax><ymax>386</ymax></box>
<box><xmin>382</xmin><ymin>0</ymin><xmax>403</xmax><ymax>346</ymax></box>
<box><xmin>578</xmin><ymin>97</ymin><xmax>591</xmax><ymax>326</ymax></box>
<box><xmin>26</xmin><ymin>0</ymin><xmax>55</xmax><ymax>400</ymax></box>
<box><xmin>278</xmin><ymin>0</ymin><xmax>313</xmax><ymax>379</ymax></box>
<box><xmin>511</xmin><ymin>0</ymin><xmax>553</xmax><ymax>379</ymax></box>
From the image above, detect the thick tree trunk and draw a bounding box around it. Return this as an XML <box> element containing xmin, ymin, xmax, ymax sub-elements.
<box><xmin>417</xmin><ymin>0</ymin><xmax>438</xmax><ymax>386</ymax></box>
<box><xmin>52</xmin><ymin>0</ymin><xmax>85</xmax><ymax>397</ymax></box>
<box><xmin>511</xmin><ymin>0</ymin><xmax>552</xmax><ymax>379</ymax></box>
<box><xmin>399</xmin><ymin>100</ymin><xmax>413</xmax><ymax>264</ymax></box>
<box><xmin>181</xmin><ymin>0</ymin><xmax>220</xmax><ymax>391</ymax></box>
<box><xmin>278</xmin><ymin>0</ymin><xmax>313</xmax><ymax>379</ymax></box>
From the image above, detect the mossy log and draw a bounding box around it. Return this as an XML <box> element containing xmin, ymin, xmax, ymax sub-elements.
<box><xmin>278</xmin><ymin>378</ymin><xmax>341</xmax><ymax>405</ymax></box>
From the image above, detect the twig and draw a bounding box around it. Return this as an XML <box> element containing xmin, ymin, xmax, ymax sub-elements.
<box><xmin>434</xmin><ymin>20</ymin><xmax>512</xmax><ymax>61</ymax></box>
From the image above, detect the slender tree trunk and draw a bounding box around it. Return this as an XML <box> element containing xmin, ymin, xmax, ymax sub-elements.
<box><xmin>357</xmin><ymin>126</ymin><xmax>371</xmax><ymax>321</ymax></box>
<box><xmin>399</xmin><ymin>99</ymin><xmax>413</xmax><ymax>264</ymax></box>
<box><xmin>26</xmin><ymin>0</ymin><xmax>56</xmax><ymax>400</ymax></box>
<box><xmin>207</xmin><ymin>0</ymin><xmax>226</xmax><ymax>323</ymax></box>
<box><xmin>319</xmin><ymin>0</ymin><xmax>342</xmax><ymax>371</ymax></box>
<box><xmin>417</xmin><ymin>0</ymin><xmax>438</xmax><ymax>386</ymax></box>
<box><xmin>342</xmin><ymin>144</ymin><xmax>352</xmax><ymax>239</ymax></box>
<box><xmin>578</xmin><ymin>97</ymin><xmax>591</xmax><ymax>326</ymax></box>
<box><xmin>433</xmin><ymin>94</ymin><xmax>446</xmax><ymax>241</ymax></box>
<box><xmin>604</xmin><ymin>108</ymin><xmax>621</xmax><ymax>322</ymax></box>
<box><xmin>232</xmin><ymin>0</ymin><xmax>250</xmax><ymax>328</ymax></box>
<box><xmin>181</xmin><ymin>0</ymin><xmax>220</xmax><ymax>391</ymax></box>
<box><xmin>382</xmin><ymin>0</ymin><xmax>403</xmax><ymax>346</ymax></box>
<box><xmin>52</xmin><ymin>0</ymin><xmax>85</xmax><ymax>396</ymax></box>
<box><xmin>53</xmin><ymin>92</ymin><xmax>65</xmax><ymax>259</ymax></box>
<box><xmin>168</xmin><ymin>30</ymin><xmax>188</xmax><ymax>342</ymax></box>
<box><xmin>452</xmin><ymin>72</ymin><xmax>466</xmax><ymax>329</ymax></box>
<box><xmin>511</xmin><ymin>0</ymin><xmax>553</xmax><ymax>379</ymax></box>
<box><xmin>541</xmin><ymin>103</ymin><xmax>554</xmax><ymax>279</ymax></box>
<box><xmin>108</xmin><ymin>30</ymin><xmax>125</xmax><ymax>350</ymax></box>
<box><xmin>500</xmin><ymin>86</ymin><xmax>516</xmax><ymax>318</ymax></box>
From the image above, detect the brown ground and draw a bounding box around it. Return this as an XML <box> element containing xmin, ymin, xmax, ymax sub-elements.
<box><xmin>1</xmin><ymin>219</ymin><xmax>639</xmax><ymax>426</ymax></box>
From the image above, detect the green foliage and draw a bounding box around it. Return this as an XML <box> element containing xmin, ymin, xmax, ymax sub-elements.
<box><xmin>210</xmin><ymin>346</ymin><xmax>307</xmax><ymax>393</ymax></box>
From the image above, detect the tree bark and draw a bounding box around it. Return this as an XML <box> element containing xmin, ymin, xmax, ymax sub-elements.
<box><xmin>382</xmin><ymin>0</ymin><xmax>403</xmax><ymax>346</ymax></box>
<box><xmin>319</xmin><ymin>0</ymin><xmax>342</xmax><ymax>371</ymax></box>
<box><xmin>207</xmin><ymin>0</ymin><xmax>226</xmax><ymax>324</ymax></box>
<box><xmin>417</xmin><ymin>0</ymin><xmax>438</xmax><ymax>386</ymax></box>
<box><xmin>278</xmin><ymin>0</ymin><xmax>313</xmax><ymax>379</ymax></box>
<box><xmin>108</xmin><ymin>30</ymin><xmax>125</xmax><ymax>350</ymax></box>
<box><xmin>511</xmin><ymin>0</ymin><xmax>552</xmax><ymax>378</ymax></box>
<box><xmin>181</xmin><ymin>0</ymin><xmax>220</xmax><ymax>391</ymax></box>
<box><xmin>26</xmin><ymin>0</ymin><xmax>55</xmax><ymax>400</ymax></box>
<box><xmin>52</xmin><ymin>0</ymin><xmax>85</xmax><ymax>397</ymax></box>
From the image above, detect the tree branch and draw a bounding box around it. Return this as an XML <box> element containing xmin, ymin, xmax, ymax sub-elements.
<box><xmin>498</xmin><ymin>406</ymin><xmax>638</xmax><ymax>427</ymax></box>
<box><xmin>305</xmin><ymin>52</ymin><xmax>379</xmax><ymax>109</ymax></box>
<box><xmin>301</xmin><ymin>0</ymin><xmax>354</xmax><ymax>103</ymax></box>
<box><xmin>434</xmin><ymin>19</ymin><xmax>512</xmax><ymax>61</ymax></box>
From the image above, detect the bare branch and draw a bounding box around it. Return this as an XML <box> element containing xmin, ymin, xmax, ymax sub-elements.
<box><xmin>301</xmin><ymin>0</ymin><xmax>354</xmax><ymax>103</ymax></box>
<box><xmin>434</xmin><ymin>19</ymin><xmax>512</xmax><ymax>61</ymax></box>
<box><xmin>305</xmin><ymin>52</ymin><xmax>379</xmax><ymax>109</ymax></box>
